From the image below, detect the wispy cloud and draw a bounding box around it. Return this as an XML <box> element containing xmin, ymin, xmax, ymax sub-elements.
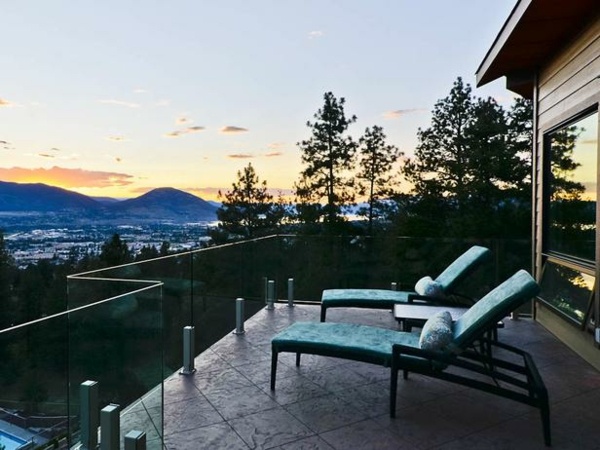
<box><xmin>308</xmin><ymin>30</ymin><xmax>324</xmax><ymax>39</ymax></box>
<box><xmin>0</xmin><ymin>98</ymin><xmax>14</xmax><ymax>107</ymax></box>
<box><xmin>187</xmin><ymin>186</ymin><xmax>222</xmax><ymax>197</ymax></box>
<box><xmin>133</xmin><ymin>88</ymin><xmax>147</xmax><ymax>94</ymax></box>
<box><xmin>0</xmin><ymin>166</ymin><xmax>134</xmax><ymax>188</ymax></box>
<box><xmin>582</xmin><ymin>139</ymin><xmax>598</xmax><ymax>146</ymax></box>
<box><xmin>227</xmin><ymin>153</ymin><xmax>254</xmax><ymax>159</ymax></box>
<box><xmin>98</xmin><ymin>99</ymin><xmax>141</xmax><ymax>108</ymax></box>
<box><xmin>106</xmin><ymin>135</ymin><xmax>129</xmax><ymax>142</ymax></box>
<box><xmin>38</xmin><ymin>153</ymin><xmax>55</xmax><ymax>158</ymax></box>
<box><xmin>265</xmin><ymin>152</ymin><xmax>283</xmax><ymax>157</ymax></box>
<box><xmin>176</xmin><ymin>116</ymin><xmax>191</xmax><ymax>125</ymax></box>
<box><xmin>383</xmin><ymin>108</ymin><xmax>426</xmax><ymax>119</ymax></box>
<box><xmin>220</xmin><ymin>126</ymin><xmax>248</xmax><ymax>134</ymax></box>
<box><xmin>268</xmin><ymin>142</ymin><xmax>285</xmax><ymax>149</ymax></box>
<box><xmin>163</xmin><ymin>126</ymin><xmax>206</xmax><ymax>138</ymax></box>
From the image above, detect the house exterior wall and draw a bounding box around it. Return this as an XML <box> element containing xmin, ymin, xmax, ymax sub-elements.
<box><xmin>533</xmin><ymin>16</ymin><xmax>600</xmax><ymax>369</ymax></box>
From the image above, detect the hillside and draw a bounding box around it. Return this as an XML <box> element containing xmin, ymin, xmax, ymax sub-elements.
<box><xmin>0</xmin><ymin>182</ymin><xmax>218</xmax><ymax>223</ymax></box>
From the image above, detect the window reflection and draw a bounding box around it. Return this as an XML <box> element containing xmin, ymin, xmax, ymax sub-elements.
<box><xmin>547</xmin><ymin>112</ymin><xmax>598</xmax><ymax>261</ymax></box>
<box><xmin>539</xmin><ymin>260</ymin><xmax>594</xmax><ymax>325</ymax></box>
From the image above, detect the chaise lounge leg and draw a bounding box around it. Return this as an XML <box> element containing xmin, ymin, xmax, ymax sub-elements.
<box><xmin>390</xmin><ymin>366</ymin><xmax>398</xmax><ymax>418</ymax></box>
<box><xmin>296</xmin><ymin>352</ymin><xmax>301</xmax><ymax>366</ymax></box>
<box><xmin>320</xmin><ymin>306</ymin><xmax>327</xmax><ymax>322</ymax></box>
<box><xmin>541</xmin><ymin>394</ymin><xmax>551</xmax><ymax>446</ymax></box>
<box><xmin>270</xmin><ymin>349</ymin><xmax>278</xmax><ymax>390</ymax></box>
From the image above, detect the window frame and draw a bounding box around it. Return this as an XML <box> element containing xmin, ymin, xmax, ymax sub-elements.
<box><xmin>539</xmin><ymin>107</ymin><xmax>599</xmax><ymax>330</ymax></box>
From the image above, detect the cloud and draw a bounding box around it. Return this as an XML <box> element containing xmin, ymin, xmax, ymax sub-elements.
<box><xmin>268</xmin><ymin>142</ymin><xmax>285</xmax><ymax>149</ymax></box>
<box><xmin>98</xmin><ymin>99</ymin><xmax>141</xmax><ymax>108</ymax></box>
<box><xmin>187</xmin><ymin>186</ymin><xmax>222</xmax><ymax>197</ymax></box>
<box><xmin>50</xmin><ymin>147</ymin><xmax>61</xmax><ymax>152</ymax></box>
<box><xmin>227</xmin><ymin>153</ymin><xmax>254</xmax><ymax>159</ymax></box>
<box><xmin>176</xmin><ymin>116</ymin><xmax>191</xmax><ymax>125</ymax></box>
<box><xmin>308</xmin><ymin>31</ymin><xmax>324</xmax><ymax>39</ymax></box>
<box><xmin>133</xmin><ymin>88</ymin><xmax>147</xmax><ymax>94</ymax></box>
<box><xmin>163</xmin><ymin>126</ymin><xmax>206</xmax><ymax>138</ymax></box>
<box><xmin>0</xmin><ymin>166</ymin><xmax>134</xmax><ymax>188</ymax></box>
<box><xmin>187</xmin><ymin>126</ymin><xmax>205</xmax><ymax>133</ymax></box>
<box><xmin>265</xmin><ymin>152</ymin><xmax>283</xmax><ymax>157</ymax></box>
<box><xmin>383</xmin><ymin>108</ymin><xmax>426</xmax><ymax>119</ymax></box>
<box><xmin>0</xmin><ymin>98</ymin><xmax>14</xmax><ymax>107</ymax></box>
<box><xmin>582</xmin><ymin>138</ymin><xmax>598</xmax><ymax>145</ymax></box>
<box><xmin>38</xmin><ymin>153</ymin><xmax>55</xmax><ymax>158</ymax></box>
<box><xmin>220</xmin><ymin>126</ymin><xmax>248</xmax><ymax>134</ymax></box>
<box><xmin>106</xmin><ymin>135</ymin><xmax>129</xmax><ymax>142</ymax></box>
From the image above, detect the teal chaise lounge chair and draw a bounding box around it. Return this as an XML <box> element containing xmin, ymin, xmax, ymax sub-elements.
<box><xmin>271</xmin><ymin>270</ymin><xmax>550</xmax><ymax>446</ymax></box>
<box><xmin>320</xmin><ymin>245</ymin><xmax>491</xmax><ymax>322</ymax></box>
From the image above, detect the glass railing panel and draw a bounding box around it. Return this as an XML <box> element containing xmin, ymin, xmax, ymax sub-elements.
<box><xmin>0</xmin><ymin>316</ymin><xmax>69</xmax><ymax>449</ymax></box>
<box><xmin>66</xmin><ymin>279</ymin><xmax>163</xmax><ymax>449</ymax></box>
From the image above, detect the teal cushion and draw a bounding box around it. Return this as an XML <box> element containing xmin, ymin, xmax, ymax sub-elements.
<box><xmin>435</xmin><ymin>245</ymin><xmax>491</xmax><ymax>291</ymax></box>
<box><xmin>414</xmin><ymin>276</ymin><xmax>445</xmax><ymax>299</ymax></box>
<box><xmin>419</xmin><ymin>311</ymin><xmax>453</xmax><ymax>350</ymax></box>
<box><xmin>452</xmin><ymin>270</ymin><xmax>540</xmax><ymax>350</ymax></box>
<box><xmin>272</xmin><ymin>322</ymin><xmax>420</xmax><ymax>364</ymax></box>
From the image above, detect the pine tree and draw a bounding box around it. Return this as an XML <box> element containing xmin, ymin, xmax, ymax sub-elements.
<box><xmin>356</xmin><ymin>125</ymin><xmax>402</xmax><ymax>234</ymax></box>
<box><xmin>215</xmin><ymin>163</ymin><xmax>285</xmax><ymax>241</ymax></box>
<box><xmin>295</xmin><ymin>92</ymin><xmax>357</xmax><ymax>230</ymax></box>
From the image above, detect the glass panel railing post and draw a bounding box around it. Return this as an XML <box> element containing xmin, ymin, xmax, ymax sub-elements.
<box><xmin>124</xmin><ymin>430</ymin><xmax>146</xmax><ymax>450</ymax></box>
<box><xmin>100</xmin><ymin>403</ymin><xmax>120</xmax><ymax>450</ymax></box>
<box><xmin>180</xmin><ymin>326</ymin><xmax>196</xmax><ymax>375</ymax></box>
<box><xmin>234</xmin><ymin>298</ymin><xmax>245</xmax><ymax>335</ymax></box>
<box><xmin>266</xmin><ymin>280</ymin><xmax>275</xmax><ymax>310</ymax></box>
<box><xmin>80</xmin><ymin>380</ymin><xmax>99</xmax><ymax>450</ymax></box>
<box><xmin>287</xmin><ymin>278</ymin><xmax>295</xmax><ymax>307</ymax></box>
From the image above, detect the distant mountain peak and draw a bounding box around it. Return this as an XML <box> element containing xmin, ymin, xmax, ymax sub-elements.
<box><xmin>0</xmin><ymin>181</ymin><xmax>218</xmax><ymax>223</ymax></box>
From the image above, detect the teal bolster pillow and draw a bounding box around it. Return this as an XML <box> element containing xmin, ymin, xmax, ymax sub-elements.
<box><xmin>414</xmin><ymin>276</ymin><xmax>445</xmax><ymax>299</ymax></box>
<box><xmin>419</xmin><ymin>310</ymin><xmax>453</xmax><ymax>350</ymax></box>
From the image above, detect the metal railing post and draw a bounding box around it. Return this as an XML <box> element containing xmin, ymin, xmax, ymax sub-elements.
<box><xmin>234</xmin><ymin>298</ymin><xmax>245</xmax><ymax>334</ymax></box>
<box><xmin>266</xmin><ymin>280</ymin><xmax>275</xmax><ymax>310</ymax></box>
<box><xmin>287</xmin><ymin>278</ymin><xmax>294</xmax><ymax>307</ymax></box>
<box><xmin>180</xmin><ymin>326</ymin><xmax>196</xmax><ymax>375</ymax></box>
<box><xmin>80</xmin><ymin>380</ymin><xmax>99</xmax><ymax>450</ymax></box>
<box><xmin>100</xmin><ymin>403</ymin><xmax>120</xmax><ymax>450</ymax></box>
<box><xmin>124</xmin><ymin>430</ymin><xmax>146</xmax><ymax>450</ymax></box>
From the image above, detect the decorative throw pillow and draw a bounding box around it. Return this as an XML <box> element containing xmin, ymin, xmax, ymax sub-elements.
<box><xmin>419</xmin><ymin>310</ymin><xmax>453</xmax><ymax>351</ymax></box>
<box><xmin>414</xmin><ymin>276</ymin><xmax>446</xmax><ymax>299</ymax></box>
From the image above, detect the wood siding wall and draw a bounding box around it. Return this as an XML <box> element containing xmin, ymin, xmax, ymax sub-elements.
<box><xmin>533</xmin><ymin>17</ymin><xmax>600</xmax><ymax>280</ymax></box>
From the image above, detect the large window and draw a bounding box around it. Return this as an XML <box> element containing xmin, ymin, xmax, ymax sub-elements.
<box><xmin>541</xmin><ymin>111</ymin><xmax>598</xmax><ymax>326</ymax></box>
<box><xmin>547</xmin><ymin>111</ymin><xmax>598</xmax><ymax>262</ymax></box>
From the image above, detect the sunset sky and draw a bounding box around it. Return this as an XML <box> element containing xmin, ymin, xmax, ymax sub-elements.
<box><xmin>0</xmin><ymin>0</ymin><xmax>517</xmax><ymax>201</ymax></box>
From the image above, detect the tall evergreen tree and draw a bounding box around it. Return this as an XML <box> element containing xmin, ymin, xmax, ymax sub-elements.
<box><xmin>356</xmin><ymin>125</ymin><xmax>402</xmax><ymax>234</ymax></box>
<box><xmin>99</xmin><ymin>234</ymin><xmax>132</xmax><ymax>267</ymax></box>
<box><xmin>402</xmin><ymin>77</ymin><xmax>534</xmax><ymax>237</ymax></box>
<box><xmin>295</xmin><ymin>92</ymin><xmax>357</xmax><ymax>230</ymax></box>
<box><xmin>214</xmin><ymin>163</ymin><xmax>285</xmax><ymax>242</ymax></box>
<box><xmin>0</xmin><ymin>231</ymin><xmax>15</xmax><ymax>329</ymax></box>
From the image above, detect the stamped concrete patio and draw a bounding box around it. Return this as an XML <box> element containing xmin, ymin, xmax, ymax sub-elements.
<box><xmin>141</xmin><ymin>303</ymin><xmax>600</xmax><ymax>449</ymax></box>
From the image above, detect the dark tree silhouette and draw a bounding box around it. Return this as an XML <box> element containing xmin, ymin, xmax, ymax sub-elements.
<box><xmin>214</xmin><ymin>163</ymin><xmax>287</xmax><ymax>242</ymax></box>
<box><xmin>295</xmin><ymin>92</ymin><xmax>357</xmax><ymax>230</ymax></box>
<box><xmin>402</xmin><ymin>77</ymin><xmax>533</xmax><ymax>238</ymax></box>
<box><xmin>99</xmin><ymin>234</ymin><xmax>132</xmax><ymax>267</ymax></box>
<box><xmin>356</xmin><ymin>125</ymin><xmax>403</xmax><ymax>234</ymax></box>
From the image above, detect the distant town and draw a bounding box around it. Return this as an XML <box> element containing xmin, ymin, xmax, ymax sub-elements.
<box><xmin>0</xmin><ymin>181</ymin><xmax>221</xmax><ymax>267</ymax></box>
<box><xmin>3</xmin><ymin>219</ymin><xmax>216</xmax><ymax>268</ymax></box>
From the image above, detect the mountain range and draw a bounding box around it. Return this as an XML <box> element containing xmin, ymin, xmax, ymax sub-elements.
<box><xmin>0</xmin><ymin>181</ymin><xmax>218</xmax><ymax>223</ymax></box>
